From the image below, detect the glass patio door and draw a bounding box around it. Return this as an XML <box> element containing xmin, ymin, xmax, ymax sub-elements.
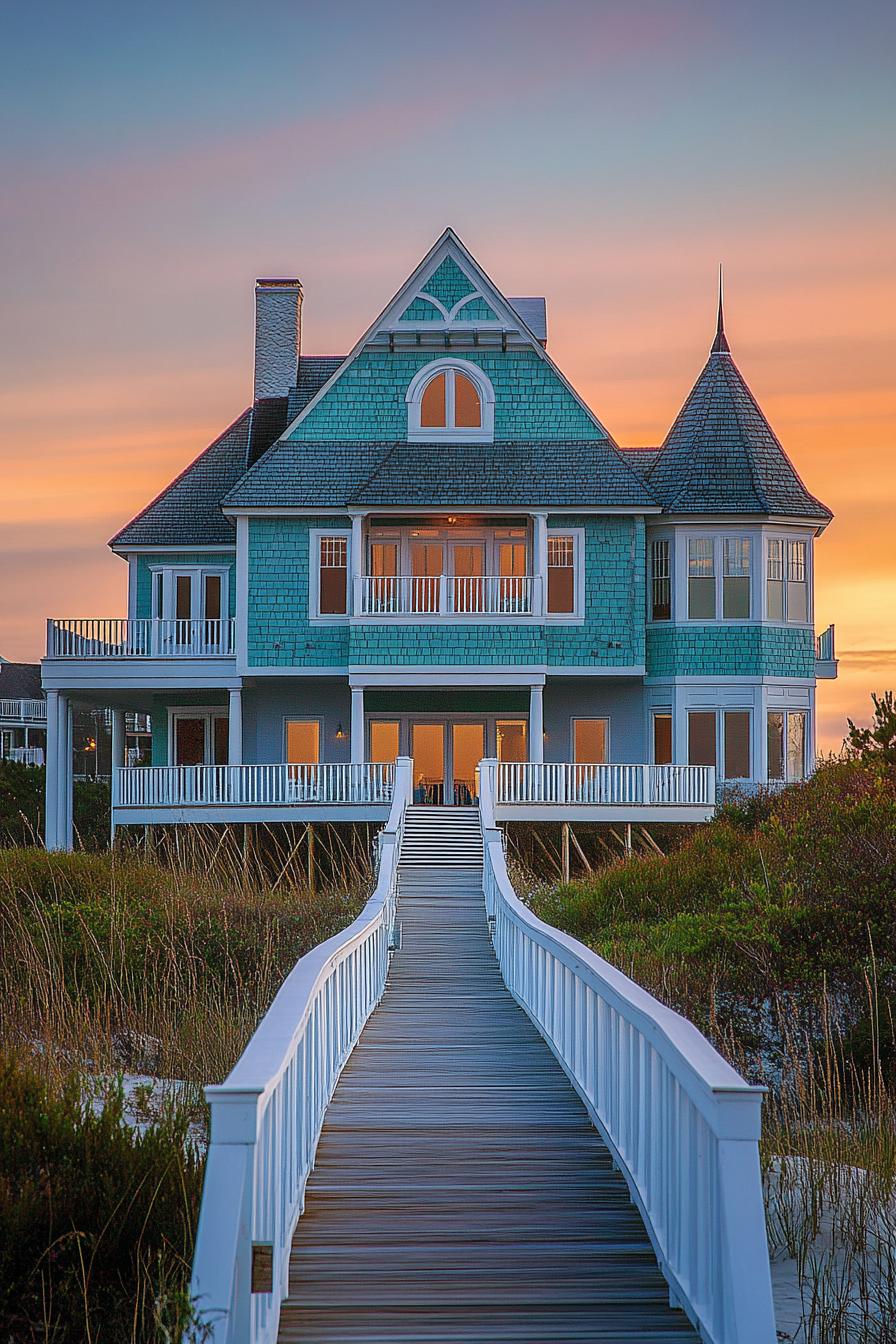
<box><xmin>412</xmin><ymin>722</ymin><xmax>445</xmax><ymax>804</ymax></box>
<box><xmin>409</xmin><ymin>541</ymin><xmax>443</xmax><ymax>613</ymax></box>
<box><xmin>450</xmin><ymin>542</ymin><xmax>486</xmax><ymax>613</ymax></box>
<box><xmin>452</xmin><ymin>722</ymin><xmax>485</xmax><ymax>804</ymax></box>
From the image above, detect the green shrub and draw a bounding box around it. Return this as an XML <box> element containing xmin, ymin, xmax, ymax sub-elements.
<box><xmin>0</xmin><ymin>1049</ymin><xmax>204</xmax><ymax>1343</ymax></box>
<box><xmin>0</xmin><ymin>761</ymin><xmax>111</xmax><ymax>850</ymax></box>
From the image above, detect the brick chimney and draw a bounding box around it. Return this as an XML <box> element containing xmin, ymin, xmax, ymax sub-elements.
<box><xmin>254</xmin><ymin>278</ymin><xmax>302</xmax><ymax>399</ymax></box>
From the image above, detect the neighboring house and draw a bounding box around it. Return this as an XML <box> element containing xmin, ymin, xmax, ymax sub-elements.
<box><xmin>0</xmin><ymin>660</ymin><xmax>47</xmax><ymax>764</ymax></box>
<box><xmin>41</xmin><ymin>229</ymin><xmax>837</xmax><ymax>849</ymax></box>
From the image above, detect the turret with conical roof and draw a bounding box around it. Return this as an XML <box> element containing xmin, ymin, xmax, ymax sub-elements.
<box><xmin>648</xmin><ymin>279</ymin><xmax>831</xmax><ymax>522</ymax></box>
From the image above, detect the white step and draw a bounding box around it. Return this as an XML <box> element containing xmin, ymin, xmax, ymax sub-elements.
<box><xmin>398</xmin><ymin>806</ymin><xmax>485</xmax><ymax>870</ymax></box>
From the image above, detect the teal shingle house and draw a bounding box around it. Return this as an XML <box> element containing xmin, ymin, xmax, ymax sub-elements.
<box><xmin>41</xmin><ymin>230</ymin><xmax>837</xmax><ymax>847</ymax></box>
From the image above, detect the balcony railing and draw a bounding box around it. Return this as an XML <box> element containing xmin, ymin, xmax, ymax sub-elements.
<box><xmin>0</xmin><ymin>698</ymin><xmax>47</xmax><ymax>722</ymax></box>
<box><xmin>494</xmin><ymin>762</ymin><xmax>716</xmax><ymax>808</ymax></box>
<box><xmin>815</xmin><ymin>623</ymin><xmax>835</xmax><ymax>662</ymax></box>
<box><xmin>115</xmin><ymin>763</ymin><xmax>395</xmax><ymax>810</ymax></box>
<box><xmin>47</xmin><ymin>618</ymin><xmax>235</xmax><ymax>659</ymax></box>
<box><xmin>356</xmin><ymin>574</ymin><xmax>535</xmax><ymax>617</ymax></box>
<box><xmin>6</xmin><ymin>746</ymin><xmax>44</xmax><ymax>766</ymax></box>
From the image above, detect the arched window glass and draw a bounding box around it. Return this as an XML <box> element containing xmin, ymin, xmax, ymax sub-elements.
<box><xmin>406</xmin><ymin>360</ymin><xmax>494</xmax><ymax>441</ymax></box>
<box><xmin>420</xmin><ymin>372</ymin><xmax>447</xmax><ymax>428</ymax></box>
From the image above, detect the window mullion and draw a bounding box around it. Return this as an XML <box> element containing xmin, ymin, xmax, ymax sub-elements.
<box><xmin>446</xmin><ymin>369</ymin><xmax>456</xmax><ymax>430</ymax></box>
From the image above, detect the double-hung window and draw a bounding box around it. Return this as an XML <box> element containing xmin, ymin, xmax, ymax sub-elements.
<box><xmin>547</xmin><ymin>534</ymin><xmax>577</xmax><ymax>616</ymax></box>
<box><xmin>650</xmin><ymin>539</ymin><xmax>671</xmax><ymax>621</ymax></box>
<box><xmin>687</xmin><ymin>539</ymin><xmax>715</xmax><ymax>619</ymax></box>
<box><xmin>766</xmin><ymin>537</ymin><xmax>809</xmax><ymax>622</ymax></box>
<box><xmin>687</xmin><ymin>709</ymin><xmax>751</xmax><ymax>779</ymax></box>
<box><xmin>315</xmin><ymin>533</ymin><xmax>350</xmax><ymax>617</ymax></box>
<box><xmin>723</xmin><ymin>538</ymin><xmax>751</xmax><ymax>618</ymax></box>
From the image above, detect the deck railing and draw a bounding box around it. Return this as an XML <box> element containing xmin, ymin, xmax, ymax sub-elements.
<box><xmin>495</xmin><ymin>761</ymin><xmax>716</xmax><ymax>808</ymax></box>
<box><xmin>115</xmin><ymin>762</ymin><xmax>395</xmax><ymax>810</ymax></box>
<box><xmin>815</xmin><ymin>622</ymin><xmax>835</xmax><ymax>662</ymax></box>
<box><xmin>356</xmin><ymin>573</ymin><xmax>534</xmax><ymax>616</ymax></box>
<box><xmin>5</xmin><ymin>746</ymin><xmax>45</xmax><ymax>766</ymax></box>
<box><xmin>0</xmin><ymin>698</ymin><xmax>47</xmax><ymax>722</ymax></box>
<box><xmin>480</xmin><ymin>761</ymin><xmax>775</xmax><ymax>1344</ymax></box>
<box><xmin>47</xmin><ymin>618</ymin><xmax>235</xmax><ymax>658</ymax></box>
<box><xmin>189</xmin><ymin>758</ymin><xmax>412</xmax><ymax>1344</ymax></box>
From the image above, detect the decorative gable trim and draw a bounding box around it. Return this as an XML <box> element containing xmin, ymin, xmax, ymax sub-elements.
<box><xmin>277</xmin><ymin>228</ymin><xmax>614</xmax><ymax>444</ymax></box>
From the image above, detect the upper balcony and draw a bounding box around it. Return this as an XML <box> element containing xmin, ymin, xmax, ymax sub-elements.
<box><xmin>815</xmin><ymin>622</ymin><xmax>837</xmax><ymax>679</ymax></box>
<box><xmin>355</xmin><ymin>574</ymin><xmax>538</xmax><ymax>619</ymax></box>
<box><xmin>0</xmin><ymin>697</ymin><xmax>47</xmax><ymax>724</ymax></box>
<box><xmin>46</xmin><ymin>618</ymin><xmax>235</xmax><ymax>660</ymax></box>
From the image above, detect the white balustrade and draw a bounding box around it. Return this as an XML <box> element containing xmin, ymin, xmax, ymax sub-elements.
<box><xmin>0</xmin><ymin>698</ymin><xmax>47</xmax><ymax>721</ymax></box>
<box><xmin>7</xmin><ymin>746</ymin><xmax>44</xmax><ymax>766</ymax></box>
<box><xmin>495</xmin><ymin>761</ymin><xmax>716</xmax><ymax>808</ymax></box>
<box><xmin>189</xmin><ymin>759</ymin><xmax>412</xmax><ymax>1344</ymax></box>
<box><xmin>357</xmin><ymin>574</ymin><xmax>533</xmax><ymax>616</ymax></box>
<box><xmin>479</xmin><ymin>762</ymin><xmax>775</xmax><ymax>1344</ymax></box>
<box><xmin>115</xmin><ymin>762</ymin><xmax>395</xmax><ymax>810</ymax></box>
<box><xmin>47</xmin><ymin>618</ymin><xmax>235</xmax><ymax>658</ymax></box>
<box><xmin>815</xmin><ymin>622</ymin><xmax>835</xmax><ymax>662</ymax></box>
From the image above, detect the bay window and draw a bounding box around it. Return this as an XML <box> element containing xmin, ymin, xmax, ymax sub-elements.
<box><xmin>787</xmin><ymin>540</ymin><xmax>808</xmax><ymax>622</ymax></box>
<box><xmin>687</xmin><ymin>708</ymin><xmax>752</xmax><ymax>779</ymax></box>
<box><xmin>723</xmin><ymin>710</ymin><xmax>751</xmax><ymax>779</ymax></box>
<box><xmin>723</xmin><ymin>538</ymin><xmax>751</xmax><ymax>619</ymax></box>
<box><xmin>766</xmin><ymin>537</ymin><xmax>810</xmax><ymax>622</ymax></box>
<box><xmin>767</xmin><ymin>710</ymin><xmax>808</xmax><ymax>781</ymax></box>
<box><xmin>687</xmin><ymin>539</ymin><xmax>715</xmax><ymax>619</ymax></box>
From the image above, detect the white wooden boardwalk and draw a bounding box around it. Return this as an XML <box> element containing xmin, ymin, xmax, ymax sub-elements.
<box><xmin>278</xmin><ymin>864</ymin><xmax>699</xmax><ymax>1342</ymax></box>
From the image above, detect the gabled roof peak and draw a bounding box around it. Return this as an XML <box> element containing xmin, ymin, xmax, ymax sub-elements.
<box><xmin>710</xmin><ymin>264</ymin><xmax>730</xmax><ymax>355</ymax></box>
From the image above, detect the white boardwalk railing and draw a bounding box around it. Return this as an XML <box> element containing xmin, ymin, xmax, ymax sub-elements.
<box><xmin>115</xmin><ymin>762</ymin><xmax>394</xmax><ymax>810</ymax></box>
<box><xmin>190</xmin><ymin>758</ymin><xmax>412</xmax><ymax>1344</ymax></box>
<box><xmin>495</xmin><ymin>761</ymin><xmax>716</xmax><ymax>808</ymax></box>
<box><xmin>47</xmin><ymin>617</ymin><xmax>235</xmax><ymax>658</ymax></box>
<box><xmin>479</xmin><ymin>760</ymin><xmax>776</xmax><ymax>1344</ymax></box>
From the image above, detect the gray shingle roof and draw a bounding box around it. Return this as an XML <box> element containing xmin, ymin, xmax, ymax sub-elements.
<box><xmin>0</xmin><ymin>661</ymin><xmax>43</xmax><ymax>700</ymax></box>
<box><xmin>286</xmin><ymin>356</ymin><xmax>345</xmax><ymax>422</ymax></box>
<box><xmin>648</xmin><ymin>348</ymin><xmax>832</xmax><ymax>519</ymax></box>
<box><xmin>110</xmin><ymin>411</ymin><xmax>250</xmax><ymax>548</ymax></box>
<box><xmin>223</xmin><ymin>440</ymin><xmax>659</xmax><ymax>510</ymax></box>
<box><xmin>618</xmin><ymin>447</ymin><xmax>662</xmax><ymax>479</ymax></box>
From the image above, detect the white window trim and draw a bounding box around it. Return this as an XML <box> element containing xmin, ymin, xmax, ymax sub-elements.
<box><xmin>282</xmin><ymin>715</ymin><xmax>323</xmax><ymax>763</ymax></box>
<box><xmin>405</xmin><ymin>359</ymin><xmax>495</xmax><ymax>443</ymax></box>
<box><xmin>148</xmin><ymin>566</ymin><xmax>230</xmax><ymax>622</ymax></box>
<box><xmin>763</xmin><ymin>532</ymin><xmax>814</xmax><ymax>627</ymax></box>
<box><xmin>309</xmin><ymin>528</ymin><xmax>352</xmax><ymax>623</ymax></box>
<box><xmin>570</xmin><ymin>716</ymin><xmax>610</xmax><ymax>763</ymax></box>
<box><xmin>168</xmin><ymin>707</ymin><xmax>229</xmax><ymax>765</ymax></box>
<box><xmin>677</xmin><ymin>530</ymin><xmax>757</xmax><ymax>624</ymax></box>
<box><xmin>545</xmin><ymin>526</ymin><xmax>585</xmax><ymax>623</ymax></box>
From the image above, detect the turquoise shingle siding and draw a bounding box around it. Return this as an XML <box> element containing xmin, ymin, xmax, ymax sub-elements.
<box><xmin>247</xmin><ymin>516</ymin><xmax>643</xmax><ymax>670</ymax></box>
<box><xmin>134</xmin><ymin>552</ymin><xmax>236</xmax><ymax>619</ymax></box>
<box><xmin>399</xmin><ymin>297</ymin><xmax>443</xmax><ymax>322</ymax></box>
<box><xmin>421</xmin><ymin>256</ymin><xmax>476</xmax><ymax>309</ymax></box>
<box><xmin>454</xmin><ymin>297</ymin><xmax>497</xmax><ymax>321</ymax></box>
<box><xmin>646</xmin><ymin>624</ymin><xmax>815</xmax><ymax>678</ymax></box>
<box><xmin>289</xmin><ymin>349</ymin><xmax>601</xmax><ymax>442</ymax></box>
<box><xmin>248</xmin><ymin>517</ymin><xmax>351</xmax><ymax>667</ymax></box>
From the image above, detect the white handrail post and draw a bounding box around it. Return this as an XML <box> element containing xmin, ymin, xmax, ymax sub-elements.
<box><xmin>715</xmin><ymin>1094</ymin><xmax>776</xmax><ymax>1343</ymax></box>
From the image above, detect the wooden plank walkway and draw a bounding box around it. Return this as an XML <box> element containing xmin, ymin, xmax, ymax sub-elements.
<box><xmin>279</xmin><ymin>866</ymin><xmax>699</xmax><ymax>1342</ymax></box>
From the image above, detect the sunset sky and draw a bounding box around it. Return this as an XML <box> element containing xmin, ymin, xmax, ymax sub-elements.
<box><xmin>1</xmin><ymin>1</ymin><xmax>893</xmax><ymax>750</ymax></box>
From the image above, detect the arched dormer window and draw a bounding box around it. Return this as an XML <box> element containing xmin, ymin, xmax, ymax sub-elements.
<box><xmin>406</xmin><ymin>360</ymin><xmax>495</xmax><ymax>443</ymax></box>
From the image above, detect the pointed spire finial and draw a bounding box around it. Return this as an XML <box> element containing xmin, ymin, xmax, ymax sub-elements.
<box><xmin>712</xmin><ymin>263</ymin><xmax>730</xmax><ymax>354</ymax></box>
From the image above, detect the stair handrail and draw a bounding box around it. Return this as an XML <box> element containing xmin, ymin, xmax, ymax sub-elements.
<box><xmin>188</xmin><ymin>757</ymin><xmax>413</xmax><ymax>1344</ymax></box>
<box><xmin>478</xmin><ymin>758</ymin><xmax>776</xmax><ymax>1344</ymax></box>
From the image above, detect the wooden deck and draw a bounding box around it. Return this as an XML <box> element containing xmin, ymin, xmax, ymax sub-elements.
<box><xmin>278</xmin><ymin>866</ymin><xmax>699</xmax><ymax>1342</ymax></box>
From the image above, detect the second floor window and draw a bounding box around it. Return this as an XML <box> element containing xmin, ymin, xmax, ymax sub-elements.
<box><xmin>650</xmin><ymin>539</ymin><xmax>671</xmax><ymax>620</ymax></box>
<box><xmin>723</xmin><ymin>538</ymin><xmax>751</xmax><ymax>619</ymax></box>
<box><xmin>766</xmin><ymin>538</ymin><xmax>809</xmax><ymax>622</ymax></box>
<box><xmin>687</xmin><ymin>539</ymin><xmax>715</xmax><ymax>619</ymax></box>
<box><xmin>318</xmin><ymin>535</ymin><xmax>348</xmax><ymax>615</ymax></box>
<box><xmin>547</xmin><ymin>535</ymin><xmax>576</xmax><ymax>614</ymax></box>
<box><xmin>407</xmin><ymin>360</ymin><xmax>494</xmax><ymax>441</ymax></box>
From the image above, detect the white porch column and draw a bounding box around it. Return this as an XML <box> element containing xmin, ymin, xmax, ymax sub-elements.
<box><xmin>110</xmin><ymin>709</ymin><xmax>125</xmax><ymax>847</ymax></box>
<box><xmin>350</xmin><ymin>686</ymin><xmax>365</xmax><ymax>765</ymax></box>
<box><xmin>59</xmin><ymin>698</ymin><xmax>73</xmax><ymax>852</ymax></box>
<box><xmin>228</xmin><ymin>689</ymin><xmax>243</xmax><ymax>765</ymax></box>
<box><xmin>44</xmin><ymin>690</ymin><xmax>60</xmax><ymax>849</ymax></box>
<box><xmin>350</xmin><ymin>513</ymin><xmax>364</xmax><ymax>615</ymax></box>
<box><xmin>532</xmin><ymin>511</ymin><xmax>548</xmax><ymax>618</ymax></box>
<box><xmin>529</xmin><ymin>685</ymin><xmax>544</xmax><ymax>763</ymax></box>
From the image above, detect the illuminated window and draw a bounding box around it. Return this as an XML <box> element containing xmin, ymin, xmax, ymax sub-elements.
<box><xmin>407</xmin><ymin>361</ymin><xmax>494</xmax><ymax>441</ymax></box>
<box><xmin>653</xmin><ymin>712</ymin><xmax>673</xmax><ymax>764</ymax></box>
<box><xmin>573</xmin><ymin>719</ymin><xmax>608</xmax><ymax>764</ymax></box>
<box><xmin>369</xmin><ymin>721</ymin><xmax>400</xmax><ymax>764</ymax></box>
<box><xmin>286</xmin><ymin>720</ymin><xmax>320</xmax><ymax>764</ymax></box>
